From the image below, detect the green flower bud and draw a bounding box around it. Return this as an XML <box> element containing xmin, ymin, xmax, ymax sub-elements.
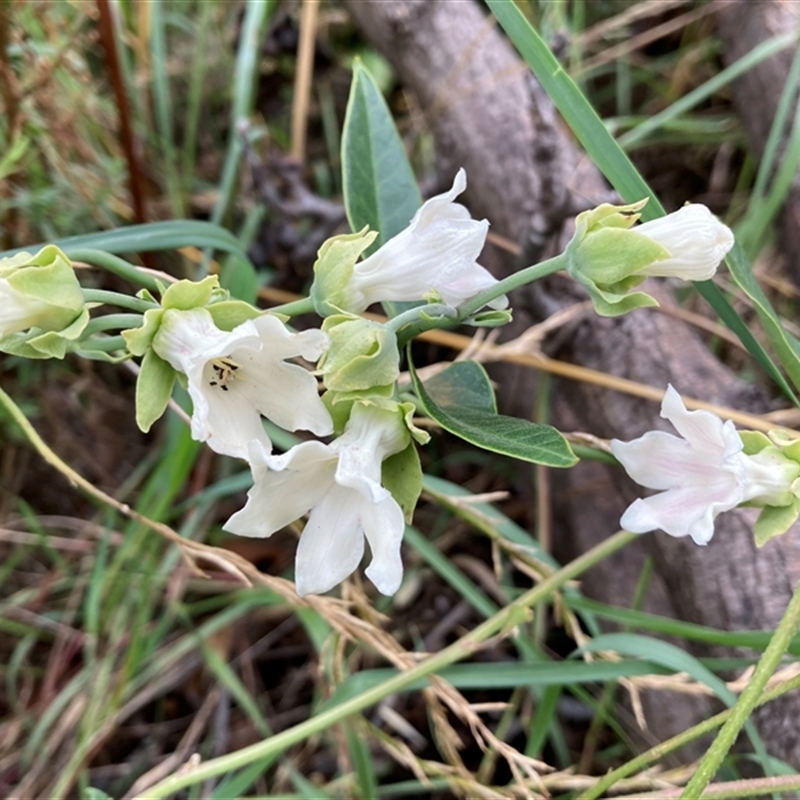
<box><xmin>0</xmin><ymin>246</ymin><xmax>88</xmax><ymax>359</ymax></box>
<box><xmin>310</xmin><ymin>228</ymin><xmax>377</xmax><ymax>317</ymax></box>
<box><xmin>318</xmin><ymin>314</ymin><xmax>400</xmax><ymax>393</ymax></box>
<box><xmin>566</xmin><ymin>200</ymin><xmax>734</xmax><ymax>317</ymax></box>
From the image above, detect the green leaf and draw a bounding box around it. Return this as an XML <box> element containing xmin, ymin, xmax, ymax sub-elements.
<box><xmin>218</xmin><ymin>255</ymin><xmax>258</xmax><ymax>304</ymax></box>
<box><xmin>0</xmin><ymin>220</ymin><xmax>250</xmax><ymax>262</ymax></box>
<box><xmin>726</xmin><ymin>243</ymin><xmax>800</xmax><ymax>394</ymax></box>
<box><xmin>410</xmin><ymin>357</ymin><xmax>576</xmax><ymax>468</ymax></box>
<box><xmin>382</xmin><ymin>441</ymin><xmax>423</xmax><ymax>523</ymax></box>
<box><xmin>322</xmin><ymin>659</ymin><xmax>677</xmax><ymax>711</ymax></box>
<box><xmin>342</xmin><ymin>59</ymin><xmax>422</xmax><ymax>254</ymax></box>
<box><xmin>423</xmin><ymin>359</ymin><xmax>497</xmax><ymax>412</ymax></box>
<box><xmin>754</xmin><ymin>500</ymin><xmax>800</xmax><ymax>546</ymax></box>
<box><xmin>136</xmin><ymin>349</ymin><xmax>176</xmax><ymax>433</ymax></box>
<box><xmin>577</xmin><ymin>632</ymin><xmax>769</xmax><ymax>762</ymax></box>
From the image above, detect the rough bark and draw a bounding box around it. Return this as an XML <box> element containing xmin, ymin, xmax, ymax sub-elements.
<box><xmin>343</xmin><ymin>0</ymin><xmax>800</xmax><ymax>766</ymax></box>
<box><xmin>716</xmin><ymin>0</ymin><xmax>800</xmax><ymax>282</ymax></box>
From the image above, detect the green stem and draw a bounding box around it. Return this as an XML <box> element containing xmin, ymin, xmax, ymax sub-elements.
<box><xmin>82</xmin><ymin>289</ymin><xmax>155</xmax><ymax>313</ymax></box>
<box><xmin>456</xmin><ymin>253</ymin><xmax>568</xmax><ymax>319</ymax></box>
<box><xmin>580</xmin><ymin>671</ymin><xmax>800</xmax><ymax>800</ymax></box>
<box><xmin>79</xmin><ymin>335</ymin><xmax>127</xmax><ymax>354</ymax></box>
<box><xmin>681</xmin><ymin>577</ymin><xmax>800</xmax><ymax>798</ymax></box>
<box><xmin>82</xmin><ymin>314</ymin><xmax>143</xmax><ymax>336</ymax></box>
<box><xmin>66</xmin><ymin>248</ymin><xmax>161</xmax><ymax>293</ymax></box>
<box><xmin>385</xmin><ymin>303</ymin><xmax>456</xmax><ymax>334</ymax></box>
<box><xmin>268</xmin><ymin>296</ymin><xmax>315</xmax><ymax>317</ymax></box>
<box><xmin>137</xmin><ymin>530</ymin><xmax>637</xmax><ymax>799</ymax></box>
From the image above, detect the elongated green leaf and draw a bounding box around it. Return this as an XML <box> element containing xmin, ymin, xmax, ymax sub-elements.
<box><xmin>210</xmin><ymin>756</ymin><xmax>279</xmax><ymax>800</ymax></box>
<box><xmin>211</xmin><ymin>0</ymin><xmax>275</xmax><ymax>228</ymax></box>
<box><xmin>411</xmin><ymin>358</ymin><xmax>576</xmax><ymax>467</ymax></box>
<box><xmin>424</xmin><ymin>359</ymin><xmax>497</xmax><ymax>412</ymax></box>
<box><xmin>0</xmin><ymin>221</ymin><xmax>250</xmax><ymax>262</ymax></box>
<box><xmin>568</xmin><ymin>596</ymin><xmax>800</xmax><ymax>656</ymax></box>
<box><xmin>422</xmin><ymin>474</ymin><xmax>563</xmax><ymax>571</ymax></box>
<box><xmin>323</xmin><ymin>657</ymin><xmax>761</xmax><ymax>711</ymax></box>
<box><xmin>342</xmin><ymin>59</ymin><xmax>422</xmax><ymax>252</ymax></box>
<box><xmin>726</xmin><ymin>243</ymin><xmax>800</xmax><ymax>392</ymax></box>
<box><xmin>486</xmin><ymin>0</ymin><xmax>796</xmax><ymax>404</ymax></box>
<box><xmin>618</xmin><ymin>32</ymin><xmax>797</xmax><ymax>150</ymax></box>
<box><xmin>578</xmin><ymin>633</ymin><xmax>770</xmax><ymax>765</ymax></box>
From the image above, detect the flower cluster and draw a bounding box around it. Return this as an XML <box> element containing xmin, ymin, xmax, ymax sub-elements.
<box><xmin>3</xmin><ymin>169</ymin><xmax>757</xmax><ymax>595</ymax></box>
<box><xmin>611</xmin><ymin>385</ymin><xmax>800</xmax><ymax>546</ymax></box>
<box><xmin>118</xmin><ymin>171</ymin><xmax>495</xmax><ymax>596</ymax></box>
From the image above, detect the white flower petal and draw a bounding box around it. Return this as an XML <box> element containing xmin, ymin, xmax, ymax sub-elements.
<box><xmin>660</xmin><ymin>384</ymin><xmax>742</xmax><ymax>458</ymax></box>
<box><xmin>232</xmin><ymin>349</ymin><xmax>332</xmax><ymax>438</ymax></box>
<box><xmin>252</xmin><ymin>315</ymin><xmax>329</xmax><ymax>362</ymax></box>
<box><xmin>440</xmin><ymin>263</ymin><xmax>509</xmax><ymax>309</ymax></box>
<box><xmin>611</xmin><ymin>430</ymin><xmax>733</xmax><ymax>490</ymax></box>
<box><xmin>0</xmin><ymin>279</ymin><xmax>54</xmax><ymax>336</ymax></box>
<box><xmin>333</xmin><ymin>405</ymin><xmax>406</xmax><ymax>500</ymax></box>
<box><xmin>362</xmin><ymin>495</ymin><xmax>406</xmax><ymax>595</ymax></box>
<box><xmin>224</xmin><ymin>403</ymin><xmax>412</xmax><ymax>595</ymax></box>
<box><xmin>637</xmin><ymin>204</ymin><xmax>734</xmax><ymax>281</ymax></box>
<box><xmin>223</xmin><ymin>441</ymin><xmax>334</xmax><ymax>537</ymax></box>
<box><xmin>191</xmin><ymin>371</ymin><xmax>273</xmax><ymax>458</ymax></box>
<box><xmin>342</xmin><ymin>169</ymin><xmax>501</xmax><ymax>312</ymax></box>
<box><xmin>620</xmin><ymin>478</ymin><xmax>741</xmax><ymax>545</ymax></box>
<box><xmin>294</xmin><ymin>487</ymin><xmax>365</xmax><ymax>596</ymax></box>
<box><xmin>152</xmin><ymin>308</ymin><xmax>331</xmax><ymax>459</ymax></box>
<box><xmin>612</xmin><ymin>384</ymin><xmax>799</xmax><ymax>546</ymax></box>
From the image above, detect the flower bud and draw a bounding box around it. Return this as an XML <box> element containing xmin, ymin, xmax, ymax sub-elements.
<box><xmin>566</xmin><ymin>201</ymin><xmax>734</xmax><ymax>317</ymax></box>
<box><xmin>0</xmin><ymin>246</ymin><xmax>84</xmax><ymax>338</ymax></box>
<box><xmin>0</xmin><ymin>246</ymin><xmax>88</xmax><ymax>359</ymax></box>
<box><xmin>318</xmin><ymin>315</ymin><xmax>400</xmax><ymax>393</ymax></box>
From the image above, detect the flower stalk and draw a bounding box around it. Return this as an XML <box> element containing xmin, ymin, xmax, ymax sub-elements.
<box><xmin>135</xmin><ymin>529</ymin><xmax>638</xmax><ymax>799</ymax></box>
<box><xmin>457</xmin><ymin>253</ymin><xmax>568</xmax><ymax>319</ymax></box>
<box><xmin>82</xmin><ymin>289</ymin><xmax>157</xmax><ymax>313</ymax></box>
<box><xmin>65</xmin><ymin>248</ymin><xmax>161</xmax><ymax>292</ymax></box>
<box><xmin>681</xmin><ymin>576</ymin><xmax>800</xmax><ymax>798</ymax></box>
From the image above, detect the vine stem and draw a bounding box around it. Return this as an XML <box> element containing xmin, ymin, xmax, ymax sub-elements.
<box><xmin>136</xmin><ymin>528</ymin><xmax>636</xmax><ymax>799</ymax></box>
<box><xmin>456</xmin><ymin>253</ymin><xmax>568</xmax><ymax>319</ymax></box>
<box><xmin>680</xmin><ymin>576</ymin><xmax>800</xmax><ymax>798</ymax></box>
<box><xmin>82</xmin><ymin>289</ymin><xmax>156</xmax><ymax>313</ymax></box>
<box><xmin>269</xmin><ymin>296</ymin><xmax>315</xmax><ymax>317</ymax></box>
<box><xmin>579</xmin><ymin>671</ymin><xmax>800</xmax><ymax>799</ymax></box>
<box><xmin>81</xmin><ymin>313</ymin><xmax>143</xmax><ymax>336</ymax></box>
<box><xmin>66</xmin><ymin>248</ymin><xmax>161</xmax><ymax>293</ymax></box>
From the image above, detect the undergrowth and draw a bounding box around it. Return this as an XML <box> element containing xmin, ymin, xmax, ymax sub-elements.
<box><xmin>2</xmin><ymin>2</ymin><xmax>800</xmax><ymax>798</ymax></box>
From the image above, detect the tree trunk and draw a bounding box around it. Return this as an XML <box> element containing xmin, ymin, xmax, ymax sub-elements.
<box><xmin>716</xmin><ymin>0</ymin><xmax>800</xmax><ymax>284</ymax></box>
<box><xmin>344</xmin><ymin>0</ymin><xmax>800</xmax><ymax>767</ymax></box>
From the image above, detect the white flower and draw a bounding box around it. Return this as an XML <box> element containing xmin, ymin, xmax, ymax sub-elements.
<box><xmin>635</xmin><ymin>204</ymin><xmax>734</xmax><ymax>281</ymax></box>
<box><xmin>224</xmin><ymin>404</ymin><xmax>408</xmax><ymax>596</ymax></box>
<box><xmin>610</xmin><ymin>385</ymin><xmax>797</xmax><ymax>545</ymax></box>
<box><xmin>0</xmin><ymin>247</ymin><xmax>85</xmax><ymax>338</ymax></box>
<box><xmin>344</xmin><ymin>169</ymin><xmax>507</xmax><ymax>312</ymax></box>
<box><xmin>0</xmin><ymin>279</ymin><xmax>56</xmax><ymax>337</ymax></box>
<box><xmin>152</xmin><ymin>308</ymin><xmax>332</xmax><ymax>460</ymax></box>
